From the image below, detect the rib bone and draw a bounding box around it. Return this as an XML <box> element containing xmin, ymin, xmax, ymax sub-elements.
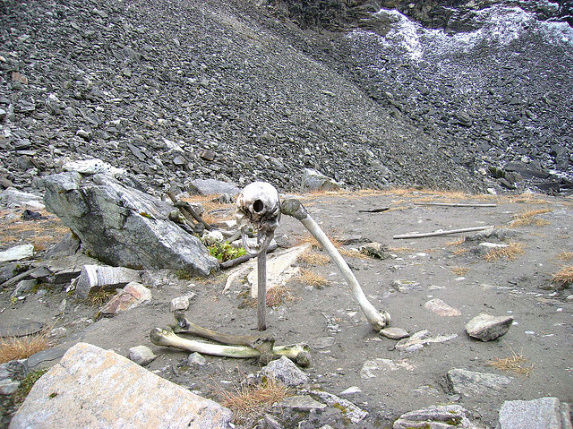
<box><xmin>280</xmin><ymin>198</ymin><xmax>390</xmax><ymax>331</ymax></box>
<box><xmin>150</xmin><ymin>327</ymin><xmax>310</xmax><ymax>367</ymax></box>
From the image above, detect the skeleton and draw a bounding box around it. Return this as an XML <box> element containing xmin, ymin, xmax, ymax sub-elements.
<box><xmin>152</xmin><ymin>182</ymin><xmax>392</xmax><ymax>365</ymax></box>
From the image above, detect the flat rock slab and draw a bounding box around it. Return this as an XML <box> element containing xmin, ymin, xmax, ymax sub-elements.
<box><xmin>9</xmin><ymin>342</ymin><xmax>233</xmax><ymax>429</ymax></box>
<box><xmin>360</xmin><ymin>358</ymin><xmax>415</xmax><ymax>379</ymax></box>
<box><xmin>0</xmin><ymin>244</ymin><xmax>34</xmax><ymax>263</ymax></box>
<box><xmin>395</xmin><ymin>330</ymin><xmax>458</xmax><ymax>352</ymax></box>
<box><xmin>393</xmin><ymin>404</ymin><xmax>476</xmax><ymax>428</ymax></box>
<box><xmin>424</xmin><ymin>298</ymin><xmax>462</xmax><ymax>317</ymax></box>
<box><xmin>465</xmin><ymin>313</ymin><xmax>513</xmax><ymax>341</ymax></box>
<box><xmin>99</xmin><ymin>282</ymin><xmax>151</xmax><ymax>316</ymax></box>
<box><xmin>496</xmin><ymin>397</ymin><xmax>572</xmax><ymax>429</ymax></box>
<box><xmin>187</xmin><ymin>178</ymin><xmax>240</xmax><ymax>196</ymax></box>
<box><xmin>447</xmin><ymin>368</ymin><xmax>512</xmax><ymax>397</ymax></box>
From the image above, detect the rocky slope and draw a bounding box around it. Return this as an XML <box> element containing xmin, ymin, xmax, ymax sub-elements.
<box><xmin>0</xmin><ymin>0</ymin><xmax>571</xmax><ymax>196</ymax></box>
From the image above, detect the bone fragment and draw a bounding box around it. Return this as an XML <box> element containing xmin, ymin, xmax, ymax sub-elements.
<box><xmin>150</xmin><ymin>327</ymin><xmax>310</xmax><ymax>366</ymax></box>
<box><xmin>280</xmin><ymin>198</ymin><xmax>390</xmax><ymax>331</ymax></box>
<box><xmin>393</xmin><ymin>226</ymin><xmax>493</xmax><ymax>239</ymax></box>
<box><xmin>257</xmin><ymin>231</ymin><xmax>267</xmax><ymax>330</ymax></box>
<box><xmin>166</xmin><ymin>191</ymin><xmax>212</xmax><ymax>231</ymax></box>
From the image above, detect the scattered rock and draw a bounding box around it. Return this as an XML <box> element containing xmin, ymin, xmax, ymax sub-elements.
<box><xmin>9</xmin><ymin>343</ymin><xmax>233</xmax><ymax>428</ymax></box>
<box><xmin>10</xmin><ymin>279</ymin><xmax>37</xmax><ymax>298</ymax></box>
<box><xmin>496</xmin><ymin>397</ymin><xmax>572</xmax><ymax>429</ymax></box>
<box><xmin>360</xmin><ymin>358</ymin><xmax>415</xmax><ymax>379</ymax></box>
<box><xmin>75</xmin><ymin>264</ymin><xmax>141</xmax><ymax>299</ymax></box>
<box><xmin>395</xmin><ymin>330</ymin><xmax>458</xmax><ymax>352</ymax></box>
<box><xmin>393</xmin><ymin>404</ymin><xmax>476</xmax><ymax>429</ymax></box>
<box><xmin>128</xmin><ymin>345</ymin><xmax>156</xmax><ymax>366</ymax></box>
<box><xmin>447</xmin><ymin>368</ymin><xmax>512</xmax><ymax>397</ymax></box>
<box><xmin>43</xmin><ymin>172</ymin><xmax>219</xmax><ymax>275</ymax></box>
<box><xmin>309</xmin><ymin>390</ymin><xmax>368</xmax><ymax>423</ymax></box>
<box><xmin>0</xmin><ymin>321</ymin><xmax>43</xmax><ymax>338</ymax></box>
<box><xmin>339</xmin><ymin>386</ymin><xmax>361</xmax><ymax>396</ymax></box>
<box><xmin>187</xmin><ymin>178</ymin><xmax>240</xmax><ymax>196</ymax></box>
<box><xmin>0</xmin><ymin>244</ymin><xmax>34</xmax><ymax>263</ymax></box>
<box><xmin>261</xmin><ymin>356</ymin><xmax>308</xmax><ymax>386</ymax></box>
<box><xmin>0</xmin><ymin>188</ymin><xmax>44</xmax><ymax>210</ymax></box>
<box><xmin>379</xmin><ymin>327</ymin><xmax>410</xmax><ymax>340</ymax></box>
<box><xmin>424</xmin><ymin>298</ymin><xmax>462</xmax><ymax>317</ymax></box>
<box><xmin>465</xmin><ymin>313</ymin><xmax>514</xmax><ymax>341</ymax></box>
<box><xmin>98</xmin><ymin>282</ymin><xmax>151</xmax><ymax>317</ymax></box>
<box><xmin>170</xmin><ymin>295</ymin><xmax>191</xmax><ymax>312</ymax></box>
<box><xmin>358</xmin><ymin>242</ymin><xmax>389</xmax><ymax>259</ymax></box>
<box><xmin>391</xmin><ymin>280</ymin><xmax>421</xmax><ymax>293</ymax></box>
<box><xmin>276</xmin><ymin>395</ymin><xmax>326</xmax><ymax>412</ymax></box>
<box><xmin>62</xmin><ymin>158</ymin><xmax>124</xmax><ymax>177</ymax></box>
<box><xmin>188</xmin><ymin>352</ymin><xmax>207</xmax><ymax>367</ymax></box>
<box><xmin>301</xmin><ymin>169</ymin><xmax>341</xmax><ymax>192</ymax></box>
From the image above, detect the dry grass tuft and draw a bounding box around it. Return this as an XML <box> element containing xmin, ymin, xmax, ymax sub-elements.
<box><xmin>265</xmin><ymin>285</ymin><xmax>294</xmax><ymax>307</ymax></box>
<box><xmin>181</xmin><ymin>195</ymin><xmax>234</xmax><ymax>224</ymax></box>
<box><xmin>557</xmin><ymin>251</ymin><xmax>573</xmax><ymax>261</ymax></box>
<box><xmin>453</xmin><ymin>247</ymin><xmax>470</xmax><ymax>256</ymax></box>
<box><xmin>87</xmin><ymin>288</ymin><xmax>116</xmax><ymax>306</ymax></box>
<box><xmin>552</xmin><ymin>266</ymin><xmax>573</xmax><ymax>289</ymax></box>
<box><xmin>451</xmin><ymin>266</ymin><xmax>469</xmax><ymax>276</ymax></box>
<box><xmin>508</xmin><ymin>193</ymin><xmax>549</xmax><ymax>205</ymax></box>
<box><xmin>484</xmin><ymin>242</ymin><xmax>525</xmax><ymax>261</ymax></box>
<box><xmin>298</xmin><ymin>269</ymin><xmax>329</xmax><ymax>288</ymax></box>
<box><xmin>446</xmin><ymin>237</ymin><xmax>466</xmax><ymax>247</ymax></box>
<box><xmin>0</xmin><ymin>333</ymin><xmax>50</xmax><ymax>364</ymax></box>
<box><xmin>220</xmin><ymin>377</ymin><xmax>292</xmax><ymax>423</ymax></box>
<box><xmin>298</xmin><ymin>250</ymin><xmax>330</xmax><ymax>266</ymax></box>
<box><xmin>488</xmin><ymin>350</ymin><xmax>533</xmax><ymax>376</ymax></box>
<box><xmin>510</xmin><ymin>208</ymin><xmax>551</xmax><ymax>227</ymax></box>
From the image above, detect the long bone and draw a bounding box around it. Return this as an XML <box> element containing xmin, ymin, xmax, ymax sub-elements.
<box><xmin>236</xmin><ymin>182</ymin><xmax>282</xmax><ymax>331</ymax></box>
<box><xmin>280</xmin><ymin>198</ymin><xmax>391</xmax><ymax>331</ymax></box>
<box><xmin>150</xmin><ymin>327</ymin><xmax>311</xmax><ymax>367</ymax></box>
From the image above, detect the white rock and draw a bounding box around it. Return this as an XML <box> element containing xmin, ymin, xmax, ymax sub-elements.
<box><xmin>170</xmin><ymin>296</ymin><xmax>190</xmax><ymax>312</ymax></box>
<box><xmin>128</xmin><ymin>345</ymin><xmax>156</xmax><ymax>366</ymax></box>
<box><xmin>0</xmin><ymin>244</ymin><xmax>34</xmax><ymax>263</ymax></box>
<box><xmin>424</xmin><ymin>298</ymin><xmax>461</xmax><ymax>317</ymax></box>
<box><xmin>9</xmin><ymin>343</ymin><xmax>232</xmax><ymax>428</ymax></box>
<box><xmin>465</xmin><ymin>313</ymin><xmax>513</xmax><ymax>341</ymax></box>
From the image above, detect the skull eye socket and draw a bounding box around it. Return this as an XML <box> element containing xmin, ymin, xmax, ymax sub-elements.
<box><xmin>253</xmin><ymin>199</ymin><xmax>265</xmax><ymax>213</ymax></box>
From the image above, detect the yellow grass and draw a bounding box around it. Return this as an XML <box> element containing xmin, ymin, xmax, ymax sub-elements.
<box><xmin>298</xmin><ymin>250</ymin><xmax>330</xmax><ymax>266</ymax></box>
<box><xmin>484</xmin><ymin>242</ymin><xmax>525</xmax><ymax>261</ymax></box>
<box><xmin>508</xmin><ymin>193</ymin><xmax>549</xmax><ymax>204</ymax></box>
<box><xmin>181</xmin><ymin>195</ymin><xmax>234</xmax><ymax>224</ymax></box>
<box><xmin>446</xmin><ymin>237</ymin><xmax>466</xmax><ymax>247</ymax></box>
<box><xmin>510</xmin><ymin>208</ymin><xmax>551</xmax><ymax>227</ymax></box>
<box><xmin>265</xmin><ymin>285</ymin><xmax>294</xmax><ymax>307</ymax></box>
<box><xmin>451</xmin><ymin>266</ymin><xmax>469</xmax><ymax>276</ymax></box>
<box><xmin>0</xmin><ymin>333</ymin><xmax>50</xmax><ymax>364</ymax></box>
<box><xmin>552</xmin><ymin>266</ymin><xmax>573</xmax><ymax>288</ymax></box>
<box><xmin>453</xmin><ymin>247</ymin><xmax>470</xmax><ymax>256</ymax></box>
<box><xmin>488</xmin><ymin>350</ymin><xmax>533</xmax><ymax>376</ymax></box>
<box><xmin>298</xmin><ymin>269</ymin><xmax>329</xmax><ymax>288</ymax></box>
<box><xmin>220</xmin><ymin>377</ymin><xmax>292</xmax><ymax>423</ymax></box>
<box><xmin>557</xmin><ymin>251</ymin><xmax>573</xmax><ymax>261</ymax></box>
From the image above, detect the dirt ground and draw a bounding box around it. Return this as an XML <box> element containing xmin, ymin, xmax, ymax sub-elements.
<box><xmin>1</xmin><ymin>189</ymin><xmax>572</xmax><ymax>428</ymax></box>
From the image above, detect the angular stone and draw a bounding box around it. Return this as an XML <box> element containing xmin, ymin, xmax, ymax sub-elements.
<box><xmin>0</xmin><ymin>321</ymin><xmax>43</xmax><ymax>338</ymax></box>
<box><xmin>465</xmin><ymin>313</ymin><xmax>513</xmax><ymax>341</ymax></box>
<box><xmin>170</xmin><ymin>296</ymin><xmax>190</xmax><ymax>312</ymax></box>
<box><xmin>301</xmin><ymin>168</ymin><xmax>341</xmax><ymax>192</ymax></box>
<box><xmin>62</xmin><ymin>158</ymin><xmax>125</xmax><ymax>177</ymax></box>
<box><xmin>261</xmin><ymin>356</ymin><xmax>309</xmax><ymax>386</ymax></box>
<box><xmin>395</xmin><ymin>330</ymin><xmax>458</xmax><ymax>352</ymax></box>
<box><xmin>11</xmin><ymin>279</ymin><xmax>37</xmax><ymax>298</ymax></box>
<box><xmin>497</xmin><ymin>397</ymin><xmax>571</xmax><ymax>429</ymax></box>
<box><xmin>75</xmin><ymin>265</ymin><xmax>141</xmax><ymax>299</ymax></box>
<box><xmin>128</xmin><ymin>345</ymin><xmax>156</xmax><ymax>366</ymax></box>
<box><xmin>0</xmin><ymin>380</ymin><xmax>20</xmax><ymax>395</ymax></box>
<box><xmin>99</xmin><ymin>282</ymin><xmax>151</xmax><ymax>316</ymax></box>
<box><xmin>276</xmin><ymin>395</ymin><xmax>326</xmax><ymax>412</ymax></box>
<box><xmin>248</xmin><ymin>244</ymin><xmax>309</xmax><ymax>298</ymax></box>
<box><xmin>379</xmin><ymin>327</ymin><xmax>410</xmax><ymax>340</ymax></box>
<box><xmin>188</xmin><ymin>178</ymin><xmax>239</xmax><ymax>196</ymax></box>
<box><xmin>0</xmin><ymin>187</ymin><xmax>45</xmax><ymax>210</ymax></box>
<box><xmin>188</xmin><ymin>352</ymin><xmax>206</xmax><ymax>366</ymax></box>
<box><xmin>0</xmin><ymin>244</ymin><xmax>34</xmax><ymax>263</ymax></box>
<box><xmin>393</xmin><ymin>404</ymin><xmax>476</xmax><ymax>429</ymax></box>
<box><xmin>360</xmin><ymin>358</ymin><xmax>415</xmax><ymax>379</ymax></box>
<box><xmin>309</xmin><ymin>390</ymin><xmax>368</xmax><ymax>424</ymax></box>
<box><xmin>9</xmin><ymin>343</ymin><xmax>232</xmax><ymax>428</ymax></box>
<box><xmin>447</xmin><ymin>368</ymin><xmax>512</xmax><ymax>397</ymax></box>
<box><xmin>424</xmin><ymin>298</ymin><xmax>462</xmax><ymax>317</ymax></box>
<box><xmin>358</xmin><ymin>242</ymin><xmax>389</xmax><ymax>259</ymax></box>
<box><xmin>43</xmin><ymin>172</ymin><xmax>219</xmax><ymax>275</ymax></box>
<box><xmin>391</xmin><ymin>279</ymin><xmax>421</xmax><ymax>293</ymax></box>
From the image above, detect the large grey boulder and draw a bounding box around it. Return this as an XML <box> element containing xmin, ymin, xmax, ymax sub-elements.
<box><xmin>187</xmin><ymin>178</ymin><xmax>240</xmax><ymax>196</ymax></box>
<box><xmin>301</xmin><ymin>168</ymin><xmax>341</xmax><ymax>192</ymax></box>
<box><xmin>9</xmin><ymin>343</ymin><xmax>233</xmax><ymax>429</ymax></box>
<box><xmin>43</xmin><ymin>172</ymin><xmax>219</xmax><ymax>275</ymax></box>
<box><xmin>496</xmin><ymin>397</ymin><xmax>572</xmax><ymax>429</ymax></box>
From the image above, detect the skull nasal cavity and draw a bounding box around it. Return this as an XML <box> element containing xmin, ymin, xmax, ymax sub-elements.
<box><xmin>253</xmin><ymin>199</ymin><xmax>265</xmax><ymax>213</ymax></box>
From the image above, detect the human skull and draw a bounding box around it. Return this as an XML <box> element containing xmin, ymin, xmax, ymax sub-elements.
<box><xmin>236</xmin><ymin>182</ymin><xmax>281</xmax><ymax>232</ymax></box>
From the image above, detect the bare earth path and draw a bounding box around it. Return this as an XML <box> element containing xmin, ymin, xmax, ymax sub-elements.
<box><xmin>1</xmin><ymin>189</ymin><xmax>571</xmax><ymax>427</ymax></box>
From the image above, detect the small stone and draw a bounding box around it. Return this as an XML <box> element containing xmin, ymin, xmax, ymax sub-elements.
<box><xmin>128</xmin><ymin>345</ymin><xmax>156</xmax><ymax>366</ymax></box>
<box><xmin>260</xmin><ymin>356</ymin><xmax>308</xmax><ymax>386</ymax></box>
<box><xmin>99</xmin><ymin>282</ymin><xmax>151</xmax><ymax>316</ymax></box>
<box><xmin>301</xmin><ymin>168</ymin><xmax>341</xmax><ymax>192</ymax></box>
<box><xmin>360</xmin><ymin>358</ymin><xmax>415</xmax><ymax>379</ymax></box>
<box><xmin>11</xmin><ymin>279</ymin><xmax>38</xmax><ymax>298</ymax></box>
<box><xmin>173</xmin><ymin>155</ymin><xmax>187</xmax><ymax>166</ymax></box>
<box><xmin>394</xmin><ymin>404</ymin><xmax>475</xmax><ymax>429</ymax></box>
<box><xmin>424</xmin><ymin>298</ymin><xmax>461</xmax><ymax>317</ymax></box>
<box><xmin>391</xmin><ymin>280</ymin><xmax>421</xmax><ymax>293</ymax></box>
<box><xmin>358</xmin><ymin>242</ymin><xmax>389</xmax><ymax>259</ymax></box>
<box><xmin>447</xmin><ymin>368</ymin><xmax>512</xmax><ymax>397</ymax></box>
<box><xmin>497</xmin><ymin>397</ymin><xmax>571</xmax><ymax>429</ymax></box>
<box><xmin>276</xmin><ymin>395</ymin><xmax>326</xmax><ymax>412</ymax></box>
<box><xmin>188</xmin><ymin>352</ymin><xmax>206</xmax><ymax>366</ymax></box>
<box><xmin>309</xmin><ymin>390</ymin><xmax>368</xmax><ymax>424</ymax></box>
<box><xmin>379</xmin><ymin>327</ymin><xmax>410</xmax><ymax>340</ymax></box>
<box><xmin>465</xmin><ymin>313</ymin><xmax>513</xmax><ymax>341</ymax></box>
<box><xmin>0</xmin><ymin>380</ymin><xmax>20</xmax><ymax>395</ymax></box>
<box><xmin>198</xmin><ymin>149</ymin><xmax>216</xmax><ymax>161</ymax></box>
<box><xmin>76</xmin><ymin>129</ymin><xmax>91</xmax><ymax>140</ymax></box>
<box><xmin>170</xmin><ymin>296</ymin><xmax>190</xmax><ymax>312</ymax></box>
<box><xmin>0</xmin><ymin>244</ymin><xmax>34</xmax><ymax>263</ymax></box>
<box><xmin>339</xmin><ymin>386</ymin><xmax>361</xmax><ymax>396</ymax></box>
